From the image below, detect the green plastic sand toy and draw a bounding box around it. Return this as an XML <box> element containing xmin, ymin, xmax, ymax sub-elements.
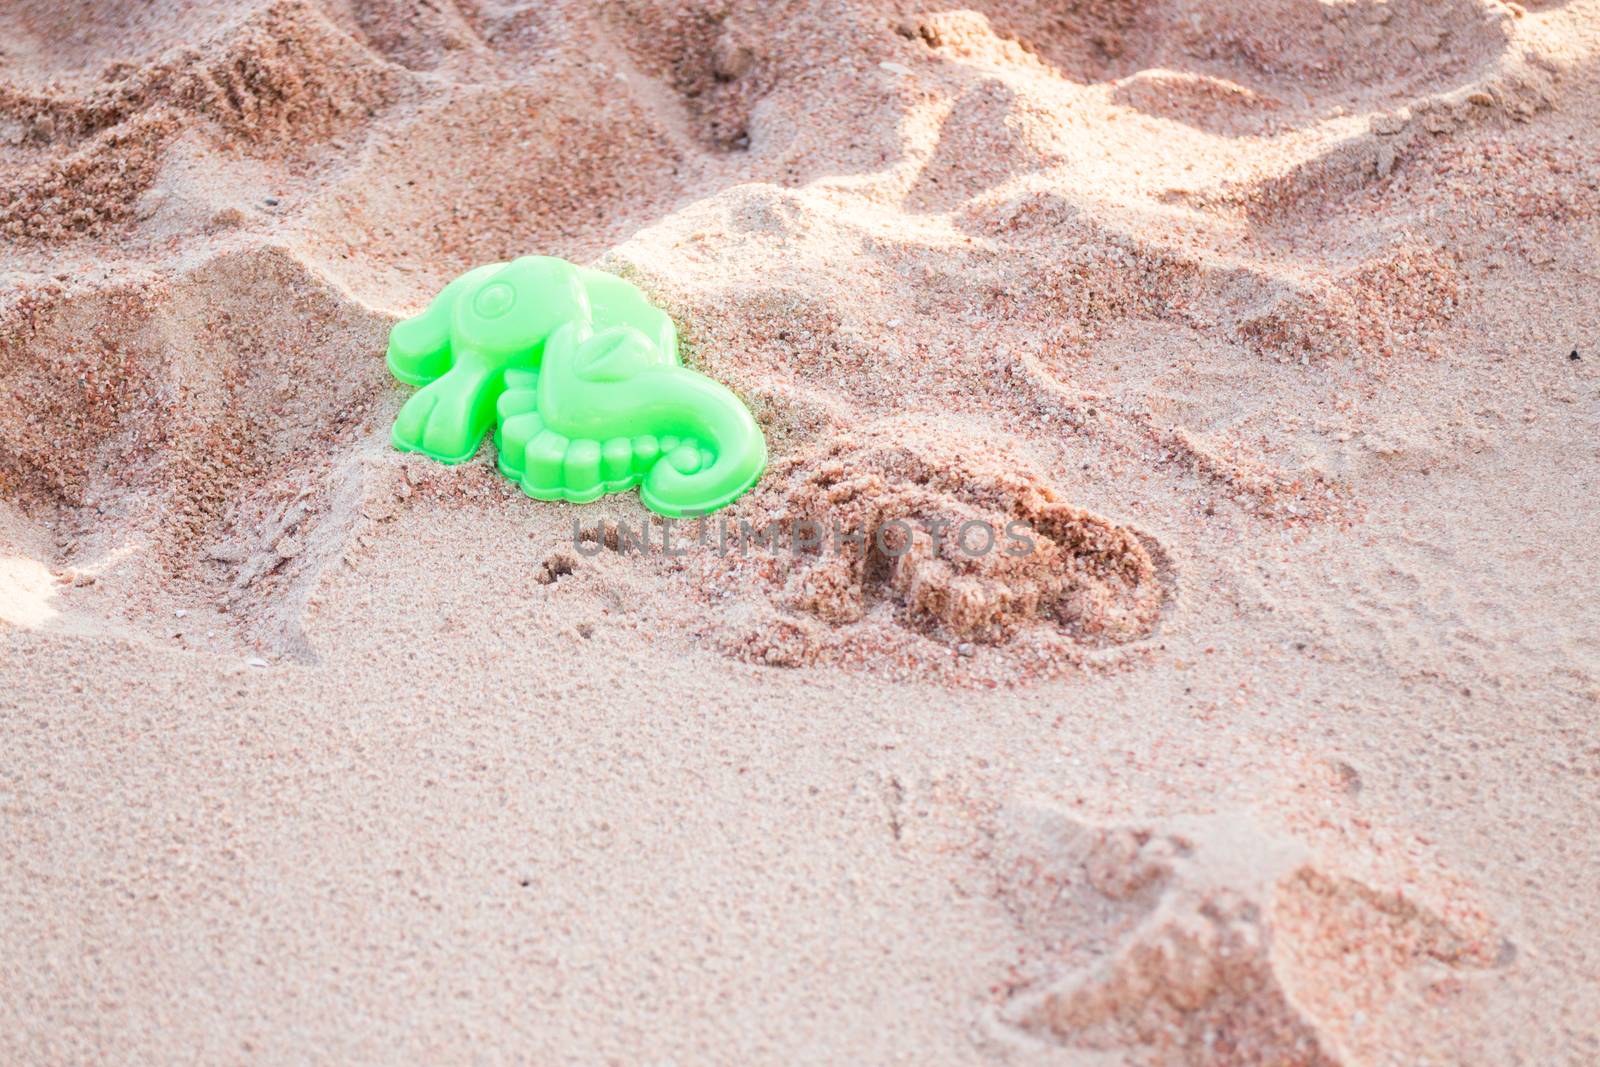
<box><xmin>386</xmin><ymin>256</ymin><xmax>765</xmax><ymax>517</ymax></box>
<box><xmin>495</xmin><ymin>323</ymin><xmax>766</xmax><ymax>518</ymax></box>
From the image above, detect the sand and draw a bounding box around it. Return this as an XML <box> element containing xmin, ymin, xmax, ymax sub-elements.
<box><xmin>2</xmin><ymin>0</ymin><xmax>1598</xmax><ymax>1063</ymax></box>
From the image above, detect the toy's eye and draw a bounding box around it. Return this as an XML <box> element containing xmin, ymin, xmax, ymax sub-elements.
<box><xmin>473</xmin><ymin>282</ymin><xmax>515</xmax><ymax>318</ymax></box>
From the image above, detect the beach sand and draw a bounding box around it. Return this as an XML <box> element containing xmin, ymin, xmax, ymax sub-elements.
<box><xmin>2</xmin><ymin>0</ymin><xmax>1598</xmax><ymax>1062</ymax></box>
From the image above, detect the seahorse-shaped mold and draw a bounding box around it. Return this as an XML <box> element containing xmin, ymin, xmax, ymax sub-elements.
<box><xmin>495</xmin><ymin>323</ymin><xmax>766</xmax><ymax>517</ymax></box>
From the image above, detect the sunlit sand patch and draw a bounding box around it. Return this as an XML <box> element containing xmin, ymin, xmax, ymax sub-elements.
<box><xmin>0</xmin><ymin>555</ymin><xmax>58</xmax><ymax>629</ymax></box>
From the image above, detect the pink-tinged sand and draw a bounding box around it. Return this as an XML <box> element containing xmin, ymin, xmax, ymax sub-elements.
<box><xmin>2</xmin><ymin>1</ymin><xmax>1598</xmax><ymax>1063</ymax></box>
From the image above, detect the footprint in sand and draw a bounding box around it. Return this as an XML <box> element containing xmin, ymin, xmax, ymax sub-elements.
<box><xmin>985</xmin><ymin>802</ymin><xmax>1511</xmax><ymax>1066</ymax></box>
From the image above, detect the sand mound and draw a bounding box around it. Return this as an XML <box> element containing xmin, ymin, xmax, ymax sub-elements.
<box><xmin>597</xmin><ymin>0</ymin><xmax>776</xmax><ymax>150</ymax></box>
<box><xmin>300</xmin><ymin>79</ymin><xmax>693</xmax><ymax>299</ymax></box>
<box><xmin>556</xmin><ymin>416</ymin><xmax>1169</xmax><ymax>683</ymax></box>
<box><xmin>713</xmin><ymin>419</ymin><xmax>1164</xmax><ymax>649</ymax></box>
<box><xmin>904</xmin><ymin>2</ymin><xmax>1143</xmax><ymax>81</ymax></box>
<box><xmin>0</xmin><ymin>0</ymin><xmax>398</xmax><ymax>241</ymax></box>
<box><xmin>1235</xmin><ymin>244</ymin><xmax>1463</xmax><ymax>363</ymax></box>
<box><xmin>902</xmin><ymin>0</ymin><xmax>1514</xmax><ymax>104</ymax></box>
<box><xmin>0</xmin><ymin>244</ymin><xmax>386</xmax><ymax>652</ymax></box>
